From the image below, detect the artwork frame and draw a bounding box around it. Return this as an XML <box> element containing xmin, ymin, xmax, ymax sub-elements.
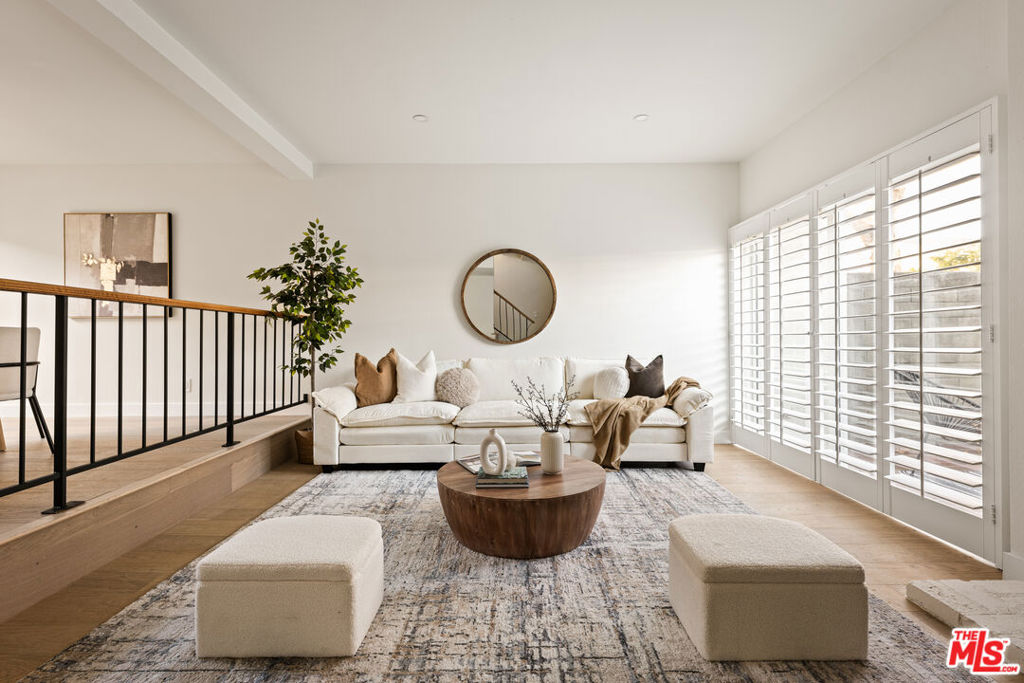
<box><xmin>63</xmin><ymin>212</ymin><xmax>173</xmax><ymax>318</ymax></box>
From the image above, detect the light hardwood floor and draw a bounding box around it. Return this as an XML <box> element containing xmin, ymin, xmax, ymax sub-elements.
<box><xmin>0</xmin><ymin>445</ymin><xmax>1002</xmax><ymax>681</ymax></box>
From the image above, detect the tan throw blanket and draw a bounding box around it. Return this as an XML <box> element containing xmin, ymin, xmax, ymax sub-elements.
<box><xmin>584</xmin><ymin>376</ymin><xmax>699</xmax><ymax>470</ymax></box>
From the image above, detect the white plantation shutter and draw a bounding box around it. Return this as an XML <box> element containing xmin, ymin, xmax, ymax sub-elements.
<box><xmin>767</xmin><ymin>203</ymin><xmax>812</xmax><ymax>452</ymax></box>
<box><xmin>815</xmin><ymin>187</ymin><xmax>879</xmax><ymax>476</ymax></box>
<box><xmin>728</xmin><ymin>105</ymin><xmax>996</xmax><ymax>559</ymax></box>
<box><xmin>885</xmin><ymin>143</ymin><xmax>984</xmax><ymax>514</ymax></box>
<box><xmin>730</xmin><ymin>233</ymin><xmax>766</xmax><ymax>434</ymax></box>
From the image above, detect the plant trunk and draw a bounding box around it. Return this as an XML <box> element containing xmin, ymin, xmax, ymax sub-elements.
<box><xmin>309</xmin><ymin>346</ymin><xmax>317</xmax><ymax>421</ymax></box>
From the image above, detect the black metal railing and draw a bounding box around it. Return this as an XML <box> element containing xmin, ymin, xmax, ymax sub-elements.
<box><xmin>0</xmin><ymin>279</ymin><xmax>307</xmax><ymax>514</ymax></box>
<box><xmin>493</xmin><ymin>290</ymin><xmax>533</xmax><ymax>343</ymax></box>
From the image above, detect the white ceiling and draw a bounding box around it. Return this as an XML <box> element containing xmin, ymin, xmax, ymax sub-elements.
<box><xmin>0</xmin><ymin>0</ymin><xmax>255</xmax><ymax>165</ymax></box>
<box><xmin>6</xmin><ymin>0</ymin><xmax>956</xmax><ymax>168</ymax></box>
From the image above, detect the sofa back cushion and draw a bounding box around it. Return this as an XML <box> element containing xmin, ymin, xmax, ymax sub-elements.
<box><xmin>466</xmin><ymin>357</ymin><xmax>564</xmax><ymax>401</ymax></box>
<box><xmin>565</xmin><ymin>358</ymin><xmax>623</xmax><ymax>399</ymax></box>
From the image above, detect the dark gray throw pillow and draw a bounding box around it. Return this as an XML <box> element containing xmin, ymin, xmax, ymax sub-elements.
<box><xmin>625</xmin><ymin>355</ymin><xmax>665</xmax><ymax>398</ymax></box>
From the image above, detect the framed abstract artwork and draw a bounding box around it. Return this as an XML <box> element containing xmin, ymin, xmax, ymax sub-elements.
<box><xmin>63</xmin><ymin>212</ymin><xmax>172</xmax><ymax>318</ymax></box>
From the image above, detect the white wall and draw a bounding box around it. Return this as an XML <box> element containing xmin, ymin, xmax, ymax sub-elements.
<box><xmin>737</xmin><ymin>0</ymin><xmax>1024</xmax><ymax>574</ymax></box>
<box><xmin>1004</xmin><ymin>0</ymin><xmax>1024</xmax><ymax>580</ymax></box>
<box><xmin>739</xmin><ymin>0</ymin><xmax>1008</xmax><ymax>218</ymax></box>
<box><xmin>0</xmin><ymin>162</ymin><xmax>738</xmax><ymax>441</ymax></box>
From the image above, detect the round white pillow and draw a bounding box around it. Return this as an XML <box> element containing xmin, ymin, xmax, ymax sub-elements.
<box><xmin>435</xmin><ymin>368</ymin><xmax>480</xmax><ymax>408</ymax></box>
<box><xmin>594</xmin><ymin>366</ymin><xmax>630</xmax><ymax>400</ymax></box>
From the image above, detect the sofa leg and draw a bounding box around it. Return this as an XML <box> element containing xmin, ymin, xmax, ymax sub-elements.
<box><xmin>691</xmin><ymin>462</ymin><xmax>706</xmax><ymax>472</ymax></box>
<box><xmin>321</xmin><ymin>465</ymin><xmax>340</xmax><ymax>474</ymax></box>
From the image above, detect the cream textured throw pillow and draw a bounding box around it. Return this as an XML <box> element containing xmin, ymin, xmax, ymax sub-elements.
<box><xmin>593</xmin><ymin>367</ymin><xmax>630</xmax><ymax>399</ymax></box>
<box><xmin>435</xmin><ymin>368</ymin><xmax>480</xmax><ymax>408</ymax></box>
<box><xmin>394</xmin><ymin>350</ymin><xmax>437</xmax><ymax>402</ymax></box>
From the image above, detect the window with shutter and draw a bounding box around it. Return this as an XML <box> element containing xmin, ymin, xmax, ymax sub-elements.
<box><xmin>730</xmin><ymin>234</ymin><xmax>766</xmax><ymax>434</ymax></box>
<box><xmin>728</xmin><ymin>104</ymin><xmax>996</xmax><ymax>560</ymax></box>
<box><xmin>816</xmin><ymin>189</ymin><xmax>878</xmax><ymax>477</ymax></box>
<box><xmin>768</xmin><ymin>213</ymin><xmax>812</xmax><ymax>452</ymax></box>
<box><xmin>885</xmin><ymin>145</ymin><xmax>984</xmax><ymax>514</ymax></box>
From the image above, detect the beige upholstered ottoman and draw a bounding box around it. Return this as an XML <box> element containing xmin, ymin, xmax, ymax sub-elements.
<box><xmin>669</xmin><ymin>514</ymin><xmax>867</xmax><ymax>661</ymax></box>
<box><xmin>196</xmin><ymin>515</ymin><xmax>383</xmax><ymax>658</ymax></box>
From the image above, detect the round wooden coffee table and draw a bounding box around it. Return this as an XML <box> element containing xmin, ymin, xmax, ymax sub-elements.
<box><xmin>437</xmin><ymin>456</ymin><xmax>606</xmax><ymax>559</ymax></box>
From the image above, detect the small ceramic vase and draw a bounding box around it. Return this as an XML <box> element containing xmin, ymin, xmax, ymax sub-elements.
<box><xmin>480</xmin><ymin>428</ymin><xmax>510</xmax><ymax>475</ymax></box>
<box><xmin>541</xmin><ymin>430</ymin><xmax>564</xmax><ymax>475</ymax></box>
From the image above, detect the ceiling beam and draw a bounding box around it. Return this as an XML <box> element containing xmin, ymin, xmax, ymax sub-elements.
<box><xmin>46</xmin><ymin>0</ymin><xmax>315</xmax><ymax>179</ymax></box>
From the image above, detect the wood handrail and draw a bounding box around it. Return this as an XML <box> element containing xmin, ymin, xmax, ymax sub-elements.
<box><xmin>493</xmin><ymin>290</ymin><xmax>535</xmax><ymax>323</ymax></box>
<box><xmin>0</xmin><ymin>278</ymin><xmax>278</xmax><ymax>317</ymax></box>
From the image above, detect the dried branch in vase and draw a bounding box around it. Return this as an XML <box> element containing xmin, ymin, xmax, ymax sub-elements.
<box><xmin>511</xmin><ymin>374</ymin><xmax>579</xmax><ymax>432</ymax></box>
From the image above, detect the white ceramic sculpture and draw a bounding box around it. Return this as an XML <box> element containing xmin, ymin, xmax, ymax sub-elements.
<box><xmin>479</xmin><ymin>428</ymin><xmax>511</xmax><ymax>475</ymax></box>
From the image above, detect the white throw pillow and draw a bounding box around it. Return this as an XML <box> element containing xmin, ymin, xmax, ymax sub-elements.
<box><xmin>672</xmin><ymin>386</ymin><xmax>714</xmax><ymax>417</ymax></box>
<box><xmin>394</xmin><ymin>350</ymin><xmax>437</xmax><ymax>402</ymax></box>
<box><xmin>312</xmin><ymin>383</ymin><xmax>358</xmax><ymax>419</ymax></box>
<box><xmin>593</xmin><ymin>367</ymin><xmax>629</xmax><ymax>400</ymax></box>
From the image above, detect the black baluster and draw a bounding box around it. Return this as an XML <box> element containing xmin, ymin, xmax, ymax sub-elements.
<box><xmin>262</xmin><ymin>316</ymin><xmax>267</xmax><ymax>413</ymax></box>
<box><xmin>42</xmin><ymin>295</ymin><xmax>82</xmax><ymax>514</ymax></box>
<box><xmin>214</xmin><ymin>312</ymin><xmax>219</xmax><ymax>426</ymax></box>
<box><xmin>18</xmin><ymin>293</ymin><xmax>26</xmax><ymax>483</ymax></box>
<box><xmin>224</xmin><ymin>312</ymin><xmax>238</xmax><ymax>447</ymax></box>
<box><xmin>240</xmin><ymin>314</ymin><xmax>245</xmax><ymax>419</ymax></box>
<box><xmin>272</xmin><ymin>318</ymin><xmax>277</xmax><ymax>409</ymax></box>
<box><xmin>163</xmin><ymin>306</ymin><xmax>169</xmax><ymax>442</ymax></box>
<box><xmin>117</xmin><ymin>301</ymin><xmax>123</xmax><ymax>457</ymax></box>
<box><xmin>252</xmin><ymin>314</ymin><xmax>257</xmax><ymax>415</ymax></box>
<box><xmin>90</xmin><ymin>300</ymin><xmax>96</xmax><ymax>463</ymax></box>
<box><xmin>182</xmin><ymin>308</ymin><xmax>187</xmax><ymax>436</ymax></box>
<box><xmin>142</xmin><ymin>303</ymin><xmax>147</xmax><ymax>448</ymax></box>
<box><xmin>199</xmin><ymin>310</ymin><xmax>204</xmax><ymax>430</ymax></box>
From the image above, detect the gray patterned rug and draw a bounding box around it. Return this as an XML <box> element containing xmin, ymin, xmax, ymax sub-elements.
<box><xmin>25</xmin><ymin>466</ymin><xmax>975</xmax><ymax>682</ymax></box>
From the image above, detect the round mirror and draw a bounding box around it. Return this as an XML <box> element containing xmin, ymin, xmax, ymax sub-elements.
<box><xmin>461</xmin><ymin>249</ymin><xmax>556</xmax><ymax>344</ymax></box>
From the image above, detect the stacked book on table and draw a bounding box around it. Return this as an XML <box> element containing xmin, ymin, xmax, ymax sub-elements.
<box><xmin>475</xmin><ymin>466</ymin><xmax>529</xmax><ymax>489</ymax></box>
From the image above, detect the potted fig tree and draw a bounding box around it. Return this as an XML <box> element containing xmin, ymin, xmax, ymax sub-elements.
<box><xmin>249</xmin><ymin>219</ymin><xmax>362</xmax><ymax>464</ymax></box>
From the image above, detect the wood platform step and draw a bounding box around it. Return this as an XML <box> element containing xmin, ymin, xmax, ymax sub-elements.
<box><xmin>0</xmin><ymin>413</ymin><xmax>308</xmax><ymax>623</ymax></box>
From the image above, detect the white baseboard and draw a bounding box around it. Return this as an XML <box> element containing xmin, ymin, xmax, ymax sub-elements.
<box><xmin>1002</xmin><ymin>551</ymin><xmax>1024</xmax><ymax>579</ymax></box>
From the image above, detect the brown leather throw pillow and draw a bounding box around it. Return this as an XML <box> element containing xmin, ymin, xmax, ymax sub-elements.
<box><xmin>354</xmin><ymin>349</ymin><xmax>398</xmax><ymax>407</ymax></box>
<box><xmin>625</xmin><ymin>354</ymin><xmax>665</xmax><ymax>398</ymax></box>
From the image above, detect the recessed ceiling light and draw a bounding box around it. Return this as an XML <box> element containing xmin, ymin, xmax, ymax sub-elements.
<box><xmin>412</xmin><ymin>114</ymin><xmax>429</xmax><ymax>122</ymax></box>
<box><xmin>633</xmin><ymin>114</ymin><xmax>649</xmax><ymax>122</ymax></box>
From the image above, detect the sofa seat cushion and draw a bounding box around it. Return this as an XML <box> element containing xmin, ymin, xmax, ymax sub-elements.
<box><xmin>669</xmin><ymin>514</ymin><xmax>864</xmax><ymax>585</ymax></box>
<box><xmin>197</xmin><ymin>515</ymin><xmax>382</xmax><ymax>583</ymax></box>
<box><xmin>340</xmin><ymin>425</ymin><xmax>454</xmax><ymax>446</ymax></box>
<box><xmin>453</xmin><ymin>400</ymin><xmax>537</xmax><ymax>427</ymax></box>
<box><xmin>568</xmin><ymin>425</ymin><xmax>684</xmax><ymax>444</ymax></box>
<box><xmin>340</xmin><ymin>401</ymin><xmax>459</xmax><ymax>428</ymax></box>
<box><xmin>565</xmin><ymin>399</ymin><xmax>685</xmax><ymax>427</ymax></box>
<box><xmin>467</xmin><ymin>357</ymin><xmax>564</xmax><ymax>401</ymax></box>
<box><xmin>455</xmin><ymin>425</ymin><xmax>569</xmax><ymax>445</ymax></box>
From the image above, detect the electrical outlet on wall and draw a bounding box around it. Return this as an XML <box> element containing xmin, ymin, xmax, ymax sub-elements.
<box><xmin>186</xmin><ymin>378</ymin><xmax>193</xmax><ymax>393</ymax></box>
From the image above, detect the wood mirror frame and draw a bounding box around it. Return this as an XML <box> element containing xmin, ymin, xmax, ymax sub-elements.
<box><xmin>460</xmin><ymin>248</ymin><xmax>557</xmax><ymax>344</ymax></box>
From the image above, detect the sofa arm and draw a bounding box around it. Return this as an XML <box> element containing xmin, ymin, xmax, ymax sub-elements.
<box><xmin>672</xmin><ymin>385</ymin><xmax>713</xmax><ymax>418</ymax></box>
<box><xmin>684</xmin><ymin>405</ymin><xmax>714</xmax><ymax>464</ymax></box>
<box><xmin>313</xmin><ymin>405</ymin><xmax>340</xmax><ymax>466</ymax></box>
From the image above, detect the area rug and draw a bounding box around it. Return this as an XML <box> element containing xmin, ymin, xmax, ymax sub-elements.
<box><xmin>25</xmin><ymin>467</ymin><xmax>976</xmax><ymax>682</ymax></box>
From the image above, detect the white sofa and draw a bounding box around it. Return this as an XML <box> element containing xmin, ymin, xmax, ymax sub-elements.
<box><xmin>312</xmin><ymin>357</ymin><xmax>714</xmax><ymax>470</ymax></box>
